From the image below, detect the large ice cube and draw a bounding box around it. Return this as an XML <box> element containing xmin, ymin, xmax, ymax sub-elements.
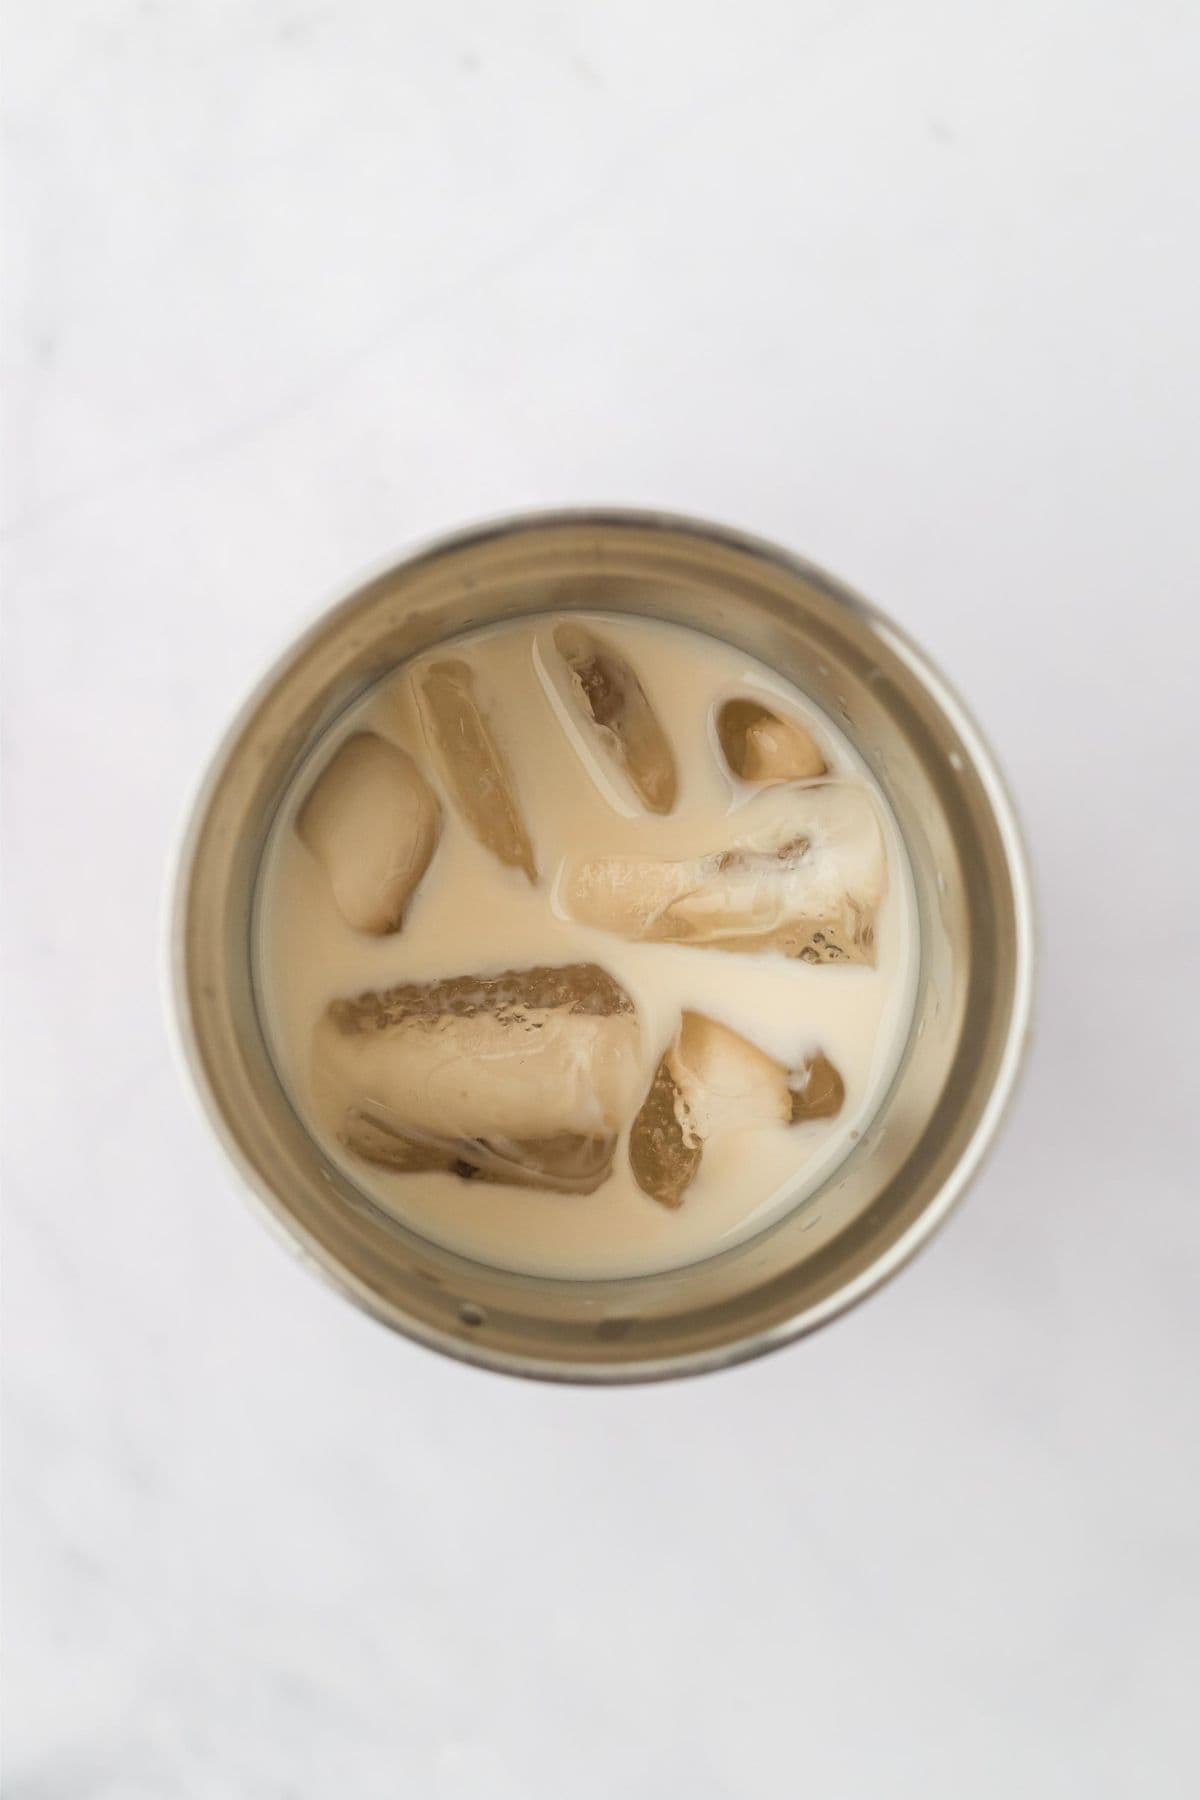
<box><xmin>562</xmin><ymin>783</ymin><xmax>886</xmax><ymax>963</ymax></box>
<box><xmin>630</xmin><ymin>1011</ymin><xmax>845</xmax><ymax>1207</ymax></box>
<box><xmin>314</xmin><ymin>963</ymin><xmax>640</xmax><ymax>1194</ymax></box>
<box><xmin>553</xmin><ymin>623</ymin><xmax>678</xmax><ymax>814</ymax></box>
<box><xmin>716</xmin><ymin>697</ymin><xmax>826</xmax><ymax>784</ymax></box>
<box><xmin>296</xmin><ymin>731</ymin><xmax>440</xmax><ymax>934</ymax></box>
<box><xmin>417</xmin><ymin>659</ymin><xmax>537</xmax><ymax>880</ymax></box>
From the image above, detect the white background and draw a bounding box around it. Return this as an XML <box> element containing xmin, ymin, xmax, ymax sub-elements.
<box><xmin>5</xmin><ymin>3</ymin><xmax>1199</xmax><ymax>1794</ymax></box>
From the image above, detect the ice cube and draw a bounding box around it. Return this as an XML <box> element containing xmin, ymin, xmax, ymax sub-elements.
<box><xmin>716</xmin><ymin>697</ymin><xmax>826</xmax><ymax>783</ymax></box>
<box><xmin>314</xmin><ymin>963</ymin><xmax>639</xmax><ymax>1194</ymax></box>
<box><xmin>630</xmin><ymin>1012</ymin><xmax>843</xmax><ymax>1207</ymax></box>
<box><xmin>626</xmin><ymin>1055</ymin><xmax>702</xmax><ymax>1209</ymax></box>
<box><xmin>296</xmin><ymin>731</ymin><xmax>440</xmax><ymax>935</ymax></box>
<box><xmin>553</xmin><ymin>623</ymin><xmax>678</xmax><ymax>814</ymax></box>
<box><xmin>788</xmin><ymin>1051</ymin><xmax>845</xmax><ymax>1122</ymax></box>
<box><xmin>670</xmin><ymin>1010</ymin><xmax>796</xmax><ymax>1136</ymax></box>
<box><xmin>562</xmin><ymin>784</ymin><xmax>886</xmax><ymax>963</ymax></box>
<box><xmin>417</xmin><ymin>659</ymin><xmax>537</xmax><ymax>880</ymax></box>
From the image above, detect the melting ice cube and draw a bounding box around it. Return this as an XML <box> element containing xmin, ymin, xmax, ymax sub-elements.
<box><xmin>417</xmin><ymin>659</ymin><xmax>537</xmax><ymax>880</ymax></box>
<box><xmin>630</xmin><ymin>1011</ymin><xmax>846</xmax><ymax>1208</ymax></box>
<box><xmin>314</xmin><ymin>963</ymin><xmax>640</xmax><ymax>1194</ymax></box>
<box><xmin>296</xmin><ymin>731</ymin><xmax>440</xmax><ymax>935</ymax></box>
<box><xmin>562</xmin><ymin>784</ymin><xmax>886</xmax><ymax>963</ymax></box>
<box><xmin>788</xmin><ymin>1051</ymin><xmax>845</xmax><ymax>1122</ymax></box>
<box><xmin>552</xmin><ymin>622</ymin><xmax>678</xmax><ymax>815</ymax></box>
<box><xmin>625</xmin><ymin>1055</ymin><xmax>703</xmax><ymax>1211</ymax></box>
<box><xmin>716</xmin><ymin>697</ymin><xmax>826</xmax><ymax>784</ymax></box>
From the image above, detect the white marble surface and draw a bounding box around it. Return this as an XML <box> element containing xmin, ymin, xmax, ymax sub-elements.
<box><xmin>5</xmin><ymin>2</ymin><xmax>1199</xmax><ymax>1793</ymax></box>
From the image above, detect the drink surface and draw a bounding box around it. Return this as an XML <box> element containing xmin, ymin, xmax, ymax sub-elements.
<box><xmin>254</xmin><ymin>613</ymin><xmax>918</xmax><ymax>1279</ymax></box>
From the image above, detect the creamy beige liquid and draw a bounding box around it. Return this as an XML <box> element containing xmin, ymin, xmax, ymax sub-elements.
<box><xmin>255</xmin><ymin>613</ymin><xmax>918</xmax><ymax>1280</ymax></box>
